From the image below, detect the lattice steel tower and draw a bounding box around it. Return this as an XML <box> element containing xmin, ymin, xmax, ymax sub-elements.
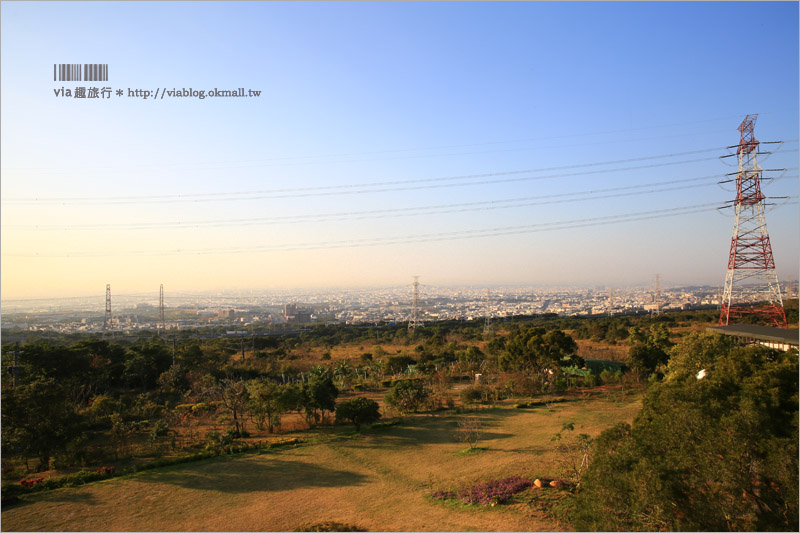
<box><xmin>720</xmin><ymin>114</ymin><xmax>787</xmax><ymax>328</ymax></box>
<box><xmin>104</xmin><ymin>284</ymin><xmax>112</xmax><ymax>330</ymax></box>
<box><xmin>483</xmin><ymin>288</ymin><xmax>493</xmax><ymax>335</ymax></box>
<box><xmin>653</xmin><ymin>274</ymin><xmax>662</xmax><ymax>315</ymax></box>
<box><xmin>408</xmin><ymin>276</ymin><xmax>422</xmax><ymax>330</ymax></box>
<box><xmin>159</xmin><ymin>284</ymin><xmax>165</xmax><ymax>328</ymax></box>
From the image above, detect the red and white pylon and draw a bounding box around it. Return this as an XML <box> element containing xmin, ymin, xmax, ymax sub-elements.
<box><xmin>720</xmin><ymin>114</ymin><xmax>787</xmax><ymax>328</ymax></box>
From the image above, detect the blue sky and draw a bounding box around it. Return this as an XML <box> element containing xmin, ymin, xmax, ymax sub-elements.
<box><xmin>1</xmin><ymin>1</ymin><xmax>798</xmax><ymax>299</ymax></box>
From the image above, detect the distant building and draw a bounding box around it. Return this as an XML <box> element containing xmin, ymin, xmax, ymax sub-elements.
<box><xmin>294</xmin><ymin>311</ymin><xmax>312</xmax><ymax>324</ymax></box>
<box><xmin>284</xmin><ymin>303</ymin><xmax>313</xmax><ymax>323</ymax></box>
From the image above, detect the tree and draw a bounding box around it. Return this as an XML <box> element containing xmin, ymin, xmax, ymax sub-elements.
<box><xmin>662</xmin><ymin>331</ymin><xmax>733</xmax><ymax>382</ymax></box>
<box><xmin>454</xmin><ymin>417</ymin><xmax>482</xmax><ymax>449</ymax></box>
<box><xmin>551</xmin><ymin>422</ymin><xmax>593</xmax><ymax>483</ymax></box>
<box><xmin>157</xmin><ymin>364</ymin><xmax>189</xmax><ymax>397</ymax></box>
<box><xmin>383</xmin><ymin>355</ymin><xmax>416</xmax><ymax>375</ymax></box>
<box><xmin>335</xmin><ymin>397</ymin><xmax>381</xmax><ymax>431</ymax></box>
<box><xmin>333</xmin><ymin>360</ymin><xmax>355</xmax><ymax>387</ymax></box>
<box><xmin>485</xmin><ymin>336</ymin><xmax>506</xmax><ymax>357</ymax></box>
<box><xmin>1</xmin><ymin>378</ymin><xmax>85</xmax><ymax>471</ymax></box>
<box><xmin>460</xmin><ymin>385</ymin><xmax>483</xmax><ymax>406</ymax></box>
<box><xmin>626</xmin><ymin>323</ymin><xmax>673</xmax><ymax>377</ymax></box>
<box><xmin>384</xmin><ymin>380</ymin><xmax>430</xmax><ymax>414</ymax></box>
<box><xmin>123</xmin><ymin>341</ymin><xmax>172</xmax><ymax>390</ymax></box>
<box><xmin>300</xmin><ymin>374</ymin><xmax>339</xmax><ymax>425</ymax></box>
<box><xmin>498</xmin><ymin>327</ymin><xmax>578</xmax><ymax>378</ymax></box>
<box><xmin>247</xmin><ymin>380</ymin><xmax>294</xmax><ymax>433</ymax></box>
<box><xmin>215</xmin><ymin>378</ymin><xmax>250</xmax><ymax>434</ymax></box>
<box><xmin>458</xmin><ymin>346</ymin><xmax>485</xmax><ymax>366</ymax></box>
<box><xmin>571</xmin><ymin>344</ymin><xmax>798</xmax><ymax>531</ymax></box>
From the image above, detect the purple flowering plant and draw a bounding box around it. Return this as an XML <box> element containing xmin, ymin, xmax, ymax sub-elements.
<box><xmin>432</xmin><ymin>476</ymin><xmax>533</xmax><ymax>505</ymax></box>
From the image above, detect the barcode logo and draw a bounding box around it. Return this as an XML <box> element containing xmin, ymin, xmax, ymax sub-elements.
<box><xmin>53</xmin><ymin>64</ymin><xmax>108</xmax><ymax>82</ymax></box>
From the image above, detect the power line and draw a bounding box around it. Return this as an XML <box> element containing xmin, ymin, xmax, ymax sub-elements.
<box><xmin>10</xmin><ymin>200</ymin><xmax>776</xmax><ymax>258</ymax></box>
<box><xmin>7</xmin><ymin>144</ymin><xmax>796</xmax><ymax>206</ymax></box>
<box><xmin>11</xmin><ymin>171</ymin><xmax>796</xmax><ymax>232</ymax></box>
<box><xmin>0</xmin><ymin>114</ymin><xmax>761</xmax><ymax>172</ymax></box>
<box><xmin>4</xmin><ymin>171</ymin><xmax>744</xmax><ymax>231</ymax></box>
<box><xmin>2</xmin><ymin>147</ymin><xmax>745</xmax><ymax>205</ymax></box>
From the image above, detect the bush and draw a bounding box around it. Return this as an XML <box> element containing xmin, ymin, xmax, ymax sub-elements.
<box><xmin>384</xmin><ymin>380</ymin><xmax>430</xmax><ymax>414</ymax></box>
<box><xmin>433</xmin><ymin>476</ymin><xmax>533</xmax><ymax>505</ymax></box>
<box><xmin>335</xmin><ymin>397</ymin><xmax>381</xmax><ymax>431</ymax></box>
<box><xmin>459</xmin><ymin>386</ymin><xmax>484</xmax><ymax>406</ymax></box>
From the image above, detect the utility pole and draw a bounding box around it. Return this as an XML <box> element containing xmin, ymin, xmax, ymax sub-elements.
<box><xmin>719</xmin><ymin>114</ymin><xmax>787</xmax><ymax>327</ymax></box>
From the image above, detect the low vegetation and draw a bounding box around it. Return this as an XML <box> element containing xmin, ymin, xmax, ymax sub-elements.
<box><xmin>2</xmin><ymin>306</ymin><xmax>797</xmax><ymax>531</ymax></box>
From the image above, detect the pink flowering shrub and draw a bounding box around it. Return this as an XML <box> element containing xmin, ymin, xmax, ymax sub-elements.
<box><xmin>432</xmin><ymin>476</ymin><xmax>533</xmax><ymax>505</ymax></box>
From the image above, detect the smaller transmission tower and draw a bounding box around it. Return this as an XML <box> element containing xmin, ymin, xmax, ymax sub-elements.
<box><xmin>720</xmin><ymin>114</ymin><xmax>787</xmax><ymax>327</ymax></box>
<box><xmin>104</xmin><ymin>284</ymin><xmax>112</xmax><ymax>330</ymax></box>
<box><xmin>408</xmin><ymin>276</ymin><xmax>422</xmax><ymax>330</ymax></box>
<box><xmin>483</xmin><ymin>288</ymin><xmax>493</xmax><ymax>335</ymax></box>
<box><xmin>159</xmin><ymin>284</ymin><xmax>165</xmax><ymax>328</ymax></box>
<box><xmin>653</xmin><ymin>274</ymin><xmax>662</xmax><ymax>315</ymax></box>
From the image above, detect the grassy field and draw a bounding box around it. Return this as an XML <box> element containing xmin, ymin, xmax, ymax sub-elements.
<box><xmin>2</xmin><ymin>391</ymin><xmax>641</xmax><ymax>532</ymax></box>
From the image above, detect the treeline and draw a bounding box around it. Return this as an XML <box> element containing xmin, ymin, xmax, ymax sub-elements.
<box><xmin>1</xmin><ymin>312</ymin><xmax>623</xmax><ymax>477</ymax></box>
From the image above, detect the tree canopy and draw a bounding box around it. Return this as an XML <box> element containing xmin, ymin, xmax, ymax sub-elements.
<box><xmin>572</xmin><ymin>341</ymin><xmax>799</xmax><ymax>531</ymax></box>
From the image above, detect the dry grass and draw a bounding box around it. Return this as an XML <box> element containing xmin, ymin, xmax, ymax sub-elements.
<box><xmin>575</xmin><ymin>339</ymin><xmax>628</xmax><ymax>362</ymax></box>
<box><xmin>1</xmin><ymin>393</ymin><xmax>641</xmax><ymax>532</ymax></box>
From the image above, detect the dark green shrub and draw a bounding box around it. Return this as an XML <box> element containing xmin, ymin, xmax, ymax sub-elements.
<box><xmin>459</xmin><ymin>385</ymin><xmax>484</xmax><ymax>405</ymax></box>
<box><xmin>384</xmin><ymin>380</ymin><xmax>430</xmax><ymax>414</ymax></box>
<box><xmin>335</xmin><ymin>397</ymin><xmax>381</xmax><ymax>430</ymax></box>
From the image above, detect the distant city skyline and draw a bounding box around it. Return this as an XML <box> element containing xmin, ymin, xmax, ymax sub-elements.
<box><xmin>2</xmin><ymin>2</ymin><xmax>798</xmax><ymax>300</ymax></box>
<box><xmin>10</xmin><ymin>282</ymin><xmax>794</xmax><ymax>334</ymax></box>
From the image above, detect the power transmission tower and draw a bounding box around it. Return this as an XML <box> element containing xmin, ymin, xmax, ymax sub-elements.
<box><xmin>653</xmin><ymin>274</ymin><xmax>662</xmax><ymax>315</ymax></box>
<box><xmin>720</xmin><ymin>114</ymin><xmax>787</xmax><ymax>328</ymax></box>
<box><xmin>408</xmin><ymin>276</ymin><xmax>422</xmax><ymax>330</ymax></box>
<box><xmin>483</xmin><ymin>288</ymin><xmax>492</xmax><ymax>335</ymax></box>
<box><xmin>608</xmin><ymin>288</ymin><xmax>613</xmax><ymax>317</ymax></box>
<box><xmin>104</xmin><ymin>284</ymin><xmax>112</xmax><ymax>330</ymax></box>
<box><xmin>159</xmin><ymin>283</ymin><xmax>165</xmax><ymax>329</ymax></box>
